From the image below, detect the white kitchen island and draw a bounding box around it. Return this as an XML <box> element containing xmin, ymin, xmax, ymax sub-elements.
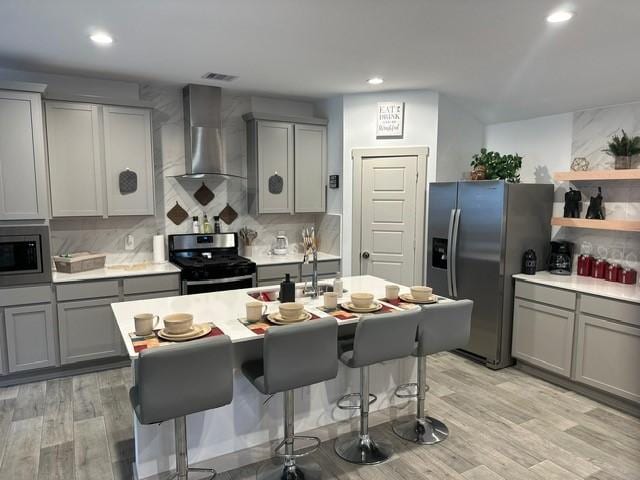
<box><xmin>111</xmin><ymin>275</ymin><xmax>438</xmax><ymax>479</ymax></box>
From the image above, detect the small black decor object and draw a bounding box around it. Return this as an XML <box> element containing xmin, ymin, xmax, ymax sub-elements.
<box><xmin>166</xmin><ymin>202</ymin><xmax>189</xmax><ymax>225</ymax></box>
<box><xmin>563</xmin><ymin>188</ymin><xmax>582</xmax><ymax>218</ymax></box>
<box><xmin>522</xmin><ymin>249</ymin><xmax>537</xmax><ymax>275</ymax></box>
<box><xmin>194</xmin><ymin>182</ymin><xmax>215</xmax><ymax>206</ymax></box>
<box><xmin>119</xmin><ymin>169</ymin><xmax>138</xmax><ymax>195</ymax></box>
<box><xmin>268</xmin><ymin>173</ymin><xmax>284</xmax><ymax>194</ymax></box>
<box><xmin>585</xmin><ymin>187</ymin><xmax>605</xmax><ymax>220</ymax></box>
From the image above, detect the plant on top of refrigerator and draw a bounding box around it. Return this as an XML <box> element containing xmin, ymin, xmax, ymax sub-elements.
<box><xmin>471</xmin><ymin>148</ymin><xmax>522</xmax><ymax>183</ymax></box>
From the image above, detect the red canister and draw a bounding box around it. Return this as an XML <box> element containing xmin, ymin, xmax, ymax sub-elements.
<box><xmin>618</xmin><ymin>268</ymin><xmax>638</xmax><ymax>285</ymax></box>
<box><xmin>591</xmin><ymin>258</ymin><xmax>608</xmax><ymax>279</ymax></box>
<box><xmin>605</xmin><ymin>263</ymin><xmax>622</xmax><ymax>282</ymax></box>
<box><xmin>577</xmin><ymin>254</ymin><xmax>594</xmax><ymax>276</ymax></box>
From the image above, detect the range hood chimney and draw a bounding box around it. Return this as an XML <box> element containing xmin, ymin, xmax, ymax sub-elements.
<box><xmin>181</xmin><ymin>84</ymin><xmax>244</xmax><ymax>179</ymax></box>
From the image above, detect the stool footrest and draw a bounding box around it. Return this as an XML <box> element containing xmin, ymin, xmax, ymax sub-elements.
<box><xmin>394</xmin><ymin>382</ymin><xmax>430</xmax><ymax>399</ymax></box>
<box><xmin>169</xmin><ymin>467</ymin><xmax>216</xmax><ymax>480</ymax></box>
<box><xmin>274</xmin><ymin>435</ymin><xmax>321</xmax><ymax>459</ymax></box>
<box><xmin>337</xmin><ymin>392</ymin><xmax>378</xmax><ymax>410</ymax></box>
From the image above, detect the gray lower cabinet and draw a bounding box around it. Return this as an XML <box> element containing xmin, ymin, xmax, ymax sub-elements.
<box><xmin>574</xmin><ymin>314</ymin><xmax>640</xmax><ymax>403</ymax></box>
<box><xmin>512</xmin><ymin>298</ymin><xmax>575</xmax><ymax>377</ymax></box>
<box><xmin>256</xmin><ymin>260</ymin><xmax>341</xmax><ymax>287</ymax></box>
<box><xmin>4</xmin><ymin>303</ymin><xmax>57</xmax><ymax>373</ymax></box>
<box><xmin>57</xmin><ymin>296</ymin><xmax>124</xmax><ymax>364</ymax></box>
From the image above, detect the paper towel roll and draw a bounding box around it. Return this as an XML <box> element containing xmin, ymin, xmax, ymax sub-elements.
<box><xmin>153</xmin><ymin>235</ymin><xmax>166</xmax><ymax>264</ymax></box>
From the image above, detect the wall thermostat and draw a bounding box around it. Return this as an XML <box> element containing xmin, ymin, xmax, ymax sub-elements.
<box><xmin>329</xmin><ymin>175</ymin><xmax>340</xmax><ymax>189</ymax></box>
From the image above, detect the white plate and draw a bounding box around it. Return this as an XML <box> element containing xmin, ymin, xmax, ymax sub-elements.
<box><xmin>399</xmin><ymin>293</ymin><xmax>438</xmax><ymax>304</ymax></box>
<box><xmin>340</xmin><ymin>302</ymin><xmax>383</xmax><ymax>313</ymax></box>
<box><xmin>157</xmin><ymin>324</ymin><xmax>212</xmax><ymax>341</ymax></box>
<box><xmin>267</xmin><ymin>311</ymin><xmax>312</xmax><ymax>325</ymax></box>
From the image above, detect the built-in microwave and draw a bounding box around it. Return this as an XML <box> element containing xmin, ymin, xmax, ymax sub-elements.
<box><xmin>0</xmin><ymin>225</ymin><xmax>52</xmax><ymax>287</ymax></box>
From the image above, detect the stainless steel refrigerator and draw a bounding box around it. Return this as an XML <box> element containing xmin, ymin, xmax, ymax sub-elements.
<box><xmin>427</xmin><ymin>180</ymin><xmax>553</xmax><ymax>369</ymax></box>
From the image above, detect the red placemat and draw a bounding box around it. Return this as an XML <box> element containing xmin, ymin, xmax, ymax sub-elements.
<box><xmin>129</xmin><ymin>322</ymin><xmax>224</xmax><ymax>353</ymax></box>
<box><xmin>378</xmin><ymin>297</ymin><xmax>421</xmax><ymax>310</ymax></box>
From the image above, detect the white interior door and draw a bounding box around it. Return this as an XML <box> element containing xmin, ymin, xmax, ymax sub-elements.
<box><xmin>360</xmin><ymin>156</ymin><xmax>418</xmax><ymax>285</ymax></box>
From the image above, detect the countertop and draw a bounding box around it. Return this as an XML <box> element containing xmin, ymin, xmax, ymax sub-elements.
<box><xmin>246</xmin><ymin>251</ymin><xmax>341</xmax><ymax>266</ymax></box>
<box><xmin>111</xmin><ymin>275</ymin><xmax>441</xmax><ymax>358</ymax></box>
<box><xmin>52</xmin><ymin>262</ymin><xmax>181</xmax><ymax>284</ymax></box>
<box><xmin>513</xmin><ymin>271</ymin><xmax>640</xmax><ymax>304</ymax></box>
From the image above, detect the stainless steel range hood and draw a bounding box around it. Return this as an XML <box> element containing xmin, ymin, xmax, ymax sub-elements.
<box><xmin>179</xmin><ymin>84</ymin><xmax>245</xmax><ymax>179</ymax></box>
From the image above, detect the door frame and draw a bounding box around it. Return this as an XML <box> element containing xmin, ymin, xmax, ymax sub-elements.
<box><xmin>351</xmin><ymin>146</ymin><xmax>429</xmax><ymax>285</ymax></box>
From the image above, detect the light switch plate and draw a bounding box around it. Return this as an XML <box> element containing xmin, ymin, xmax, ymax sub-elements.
<box><xmin>125</xmin><ymin>234</ymin><xmax>135</xmax><ymax>251</ymax></box>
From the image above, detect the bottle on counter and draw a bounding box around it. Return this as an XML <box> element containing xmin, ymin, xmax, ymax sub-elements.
<box><xmin>202</xmin><ymin>214</ymin><xmax>213</xmax><ymax>233</ymax></box>
<box><xmin>333</xmin><ymin>272</ymin><xmax>343</xmax><ymax>297</ymax></box>
<box><xmin>192</xmin><ymin>216</ymin><xmax>200</xmax><ymax>234</ymax></box>
<box><xmin>279</xmin><ymin>273</ymin><xmax>296</xmax><ymax>303</ymax></box>
<box><xmin>214</xmin><ymin>216</ymin><xmax>221</xmax><ymax>233</ymax></box>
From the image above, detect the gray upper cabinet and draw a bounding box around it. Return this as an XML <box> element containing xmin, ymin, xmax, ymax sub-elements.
<box><xmin>257</xmin><ymin>120</ymin><xmax>294</xmax><ymax>214</ymax></box>
<box><xmin>46</xmin><ymin>101</ymin><xmax>104</xmax><ymax>217</ymax></box>
<box><xmin>45</xmin><ymin>101</ymin><xmax>154</xmax><ymax>217</ymax></box>
<box><xmin>294</xmin><ymin>124</ymin><xmax>327</xmax><ymax>213</ymax></box>
<box><xmin>103</xmin><ymin>106</ymin><xmax>154</xmax><ymax>216</ymax></box>
<box><xmin>4</xmin><ymin>303</ymin><xmax>57</xmax><ymax>373</ymax></box>
<box><xmin>0</xmin><ymin>90</ymin><xmax>48</xmax><ymax>220</ymax></box>
<box><xmin>245</xmin><ymin>113</ymin><xmax>327</xmax><ymax>215</ymax></box>
<box><xmin>57</xmin><ymin>296</ymin><xmax>124</xmax><ymax>364</ymax></box>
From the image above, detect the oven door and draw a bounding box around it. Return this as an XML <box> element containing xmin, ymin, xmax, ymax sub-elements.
<box><xmin>182</xmin><ymin>274</ymin><xmax>256</xmax><ymax>295</ymax></box>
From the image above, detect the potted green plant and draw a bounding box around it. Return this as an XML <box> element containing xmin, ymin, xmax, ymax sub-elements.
<box><xmin>603</xmin><ymin>129</ymin><xmax>640</xmax><ymax>169</ymax></box>
<box><xmin>471</xmin><ymin>148</ymin><xmax>522</xmax><ymax>182</ymax></box>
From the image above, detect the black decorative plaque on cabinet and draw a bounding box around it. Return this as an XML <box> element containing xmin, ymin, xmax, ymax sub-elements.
<box><xmin>119</xmin><ymin>169</ymin><xmax>138</xmax><ymax>195</ymax></box>
<box><xmin>268</xmin><ymin>173</ymin><xmax>283</xmax><ymax>194</ymax></box>
<box><xmin>194</xmin><ymin>182</ymin><xmax>215</xmax><ymax>205</ymax></box>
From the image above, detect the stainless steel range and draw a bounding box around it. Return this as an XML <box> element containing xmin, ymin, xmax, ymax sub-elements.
<box><xmin>168</xmin><ymin>233</ymin><xmax>256</xmax><ymax>295</ymax></box>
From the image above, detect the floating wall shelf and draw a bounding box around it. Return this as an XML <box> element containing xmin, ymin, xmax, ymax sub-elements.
<box><xmin>553</xmin><ymin>169</ymin><xmax>640</xmax><ymax>182</ymax></box>
<box><xmin>551</xmin><ymin>217</ymin><xmax>640</xmax><ymax>232</ymax></box>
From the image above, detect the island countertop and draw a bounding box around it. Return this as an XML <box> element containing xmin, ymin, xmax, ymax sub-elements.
<box><xmin>111</xmin><ymin>275</ymin><xmax>422</xmax><ymax>358</ymax></box>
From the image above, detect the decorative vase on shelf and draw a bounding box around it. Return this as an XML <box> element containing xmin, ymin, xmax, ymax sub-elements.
<box><xmin>585</xmin><ymin>187</ymin><xmax>605</xmax><ymax>220</ymax></box>
<box><xmin>471</xmin><ymin>165</ymin><xmax>486</xmax><ymax>180</ymax></box>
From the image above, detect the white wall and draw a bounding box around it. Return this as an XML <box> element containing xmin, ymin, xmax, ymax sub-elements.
<box><xmin>250</xmin><ymin>95</ymin><xmax>315</xmax><ymax>117</ymax></box>
<box><xmin>485</xmin><ymin>113</ymin><xmax>573</xmax><ymax>184</ymax></box>
<box><xmin>314</xmin><ymin>96</ymin><xmax>344</xmax><ymax>214</ymax></box>
<box><xmin>436</xmin><ymin>94</ymin><xmax>485</xmax><ymax>181</ymax></box>
<box><xmin>341</xmin><ymin>90</ymin><xmax>440</xmax><ymax>274</ymax></box>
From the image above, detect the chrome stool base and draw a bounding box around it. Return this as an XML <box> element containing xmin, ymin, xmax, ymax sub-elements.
<box><xmin>334</xmin><ymin>433</ymin><xmax>392</xmax><ymax>465</ymax></box>
<box><xmin>392</xmin><ymin>415</ymin><xmax>449</xmax><ymax>445</ymax></box>
<box><xmin>257</xmin><ymin>460</ymin><xmax>322</xmax><ymax>480</ymax></box>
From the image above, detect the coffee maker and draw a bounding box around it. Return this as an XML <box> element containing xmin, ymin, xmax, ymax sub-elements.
<box><xmin>548</xmin><ymin>241</ymin><xmax>573</xmax><ymax>275</ymax></box>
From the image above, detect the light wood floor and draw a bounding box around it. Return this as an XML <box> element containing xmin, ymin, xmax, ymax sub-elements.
<box><xmin>0</xmin><ymin>352</ymin><xmax>638</xmax><ymax>480</ymax></box>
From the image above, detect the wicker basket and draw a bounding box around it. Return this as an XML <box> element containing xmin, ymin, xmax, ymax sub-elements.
<box><xmin>54</xmin><ymin>252</ymin><xmax>106</xmax><ymax>273</ymax></box>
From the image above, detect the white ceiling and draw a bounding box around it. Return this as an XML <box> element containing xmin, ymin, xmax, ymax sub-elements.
<box><xmin>1</xmin><ymin>0</ymin><xmax>639</xmax><ymax>123</ymax></box>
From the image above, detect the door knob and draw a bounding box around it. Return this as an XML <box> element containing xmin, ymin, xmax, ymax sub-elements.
<box><xmin>361</xmin><ymin>251</ymin><xmax>370</xmax><ymax>259</ymax></box>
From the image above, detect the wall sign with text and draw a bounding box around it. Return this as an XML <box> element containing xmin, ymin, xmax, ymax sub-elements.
<box><xmin>376</xmin><ymin>102</ymin><xmax>405</xmax><ymax>138</ymax></box>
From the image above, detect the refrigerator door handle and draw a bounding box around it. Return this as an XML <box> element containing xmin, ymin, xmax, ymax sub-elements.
<box><xmin>451</xmin><ymin>208</ymin><xmax>461</xmax><ymax>298</ymax></box>
<box><xmin>446</xmin><ymin>209</ymin><xmax>456</xmax><ymax>296</ymax></box>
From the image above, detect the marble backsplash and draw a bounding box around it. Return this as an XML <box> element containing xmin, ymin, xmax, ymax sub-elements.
<box><xmin>552</xmin><ymin>102</ymin><xmax>640</xmax><ymax>270</ymax></box>
<box><xmin>50</xmin><ymin>84</ymin><xmax>340</xmax><ymax>264</ymax></box>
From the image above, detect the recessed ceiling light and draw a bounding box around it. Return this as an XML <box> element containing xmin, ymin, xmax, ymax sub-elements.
<box><xmin>367</xmin><ymin>77</ymin><xmax>384</xmax><ymax>85</ymax></box>
<box><xmin>90</xmin><ymin>32</ymin><xmax>113</xmax><ymax>45</ymax></box>
<box><xmin>546</xmin><ymin>10</ymin><xmax>574</xmax><ymax>23</ymax></box>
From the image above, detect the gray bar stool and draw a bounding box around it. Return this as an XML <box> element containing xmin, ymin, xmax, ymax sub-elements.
<box><xmin>392</xmin><ymin>299</ymin><xmax>473</xmax><ymax>445</ymax></box>
<box><xmin>129</xmin><ymin>336</ymin><xmax>234</xmax><ymax>480</ymax></box>
<box><xmin>241</xmin><ymin>317</ymin><xmax>339</xmax><ymax>480</ymax></box>
<box><xmin>334</xmin><ymin>309</ymin><xmax>421</xmax><ymax>465</ymax></box>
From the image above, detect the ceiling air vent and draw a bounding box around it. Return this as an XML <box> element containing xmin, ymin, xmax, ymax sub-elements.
<box><xmin>201</xmin><ymin>72</ymin><xmax>238</xmax><ymax>82</ymax></box>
